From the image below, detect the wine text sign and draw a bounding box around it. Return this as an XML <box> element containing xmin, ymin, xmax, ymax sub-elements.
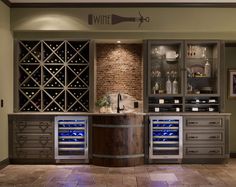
<box><xmin>88</xmin><ymin>12</ymin><xmax>150</xmax><ymax>27</ymax></box>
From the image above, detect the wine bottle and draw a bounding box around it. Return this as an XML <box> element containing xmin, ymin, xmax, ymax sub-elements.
<box><xmin>172</xmin><ymin>79</ymin><xmax>178</xmax><ymax>94</ymax></box>
<box><xmin>166</xmin><ymin>76</ymin><xmax>172</xmax><ymax>94</ymax></box>
<box><xmin>204</xmin><ymin>59</ymin><xmax>211</xmax><ymax>77</ymax></box>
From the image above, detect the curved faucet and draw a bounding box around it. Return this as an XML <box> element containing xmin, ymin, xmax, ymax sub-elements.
<box><xmin>117</xmin><ymin>93</ymin><xmax>125</xmax><ymax>113</ymax></box>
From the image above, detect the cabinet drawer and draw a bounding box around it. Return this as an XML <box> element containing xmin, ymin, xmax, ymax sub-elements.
<box><xmin>185</xmin><ymin>118</ymin><xmax>222</xmax><ymax>129</ymax></box>
<box><xmin>13</xmin><ymin>120</ymin><xmax>53</xmax><ymax>133</ymax></box>
<box><xmin>14</xmin><ymin>134</ymin><xmax>53</xmax><ymax>148</ymax></box>
<box><xmin>13</xmin><ymin>148</ymin><xmax>53</xmax><ymax>159</ymax></box>
<box><xmin>185</xmin><ymin>132</ymin><xmax>224</xmax><ymax>143</ymax></box>
<box><xmin>184</xmin><ymin>146</ymin><xmax>223</xmax><ymax>156</ymax></box>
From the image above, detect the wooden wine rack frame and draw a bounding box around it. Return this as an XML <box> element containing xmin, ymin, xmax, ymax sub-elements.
<box><xmin>16</xmin><ymin>40</ymin><xmax>90</xmax><ymax>112</ymax></box>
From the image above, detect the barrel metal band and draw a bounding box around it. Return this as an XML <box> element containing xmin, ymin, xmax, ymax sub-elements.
<box><xmin>92</xmin><ymin>124</ymin><xmax>143</xmax><ymax>128</ymax></box>
<box><xmin>93</xmin><ymin>154</ymin><xmax>144</xmax><ymax>159</ymax></box>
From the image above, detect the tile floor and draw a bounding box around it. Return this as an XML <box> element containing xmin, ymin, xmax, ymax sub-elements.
<box><xmin>1</xmin><ymin>159</ymin><xmax>236</xmax><ymax>187</ymax></box>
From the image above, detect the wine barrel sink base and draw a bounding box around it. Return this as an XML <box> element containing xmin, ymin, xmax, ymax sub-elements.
<box><xmin>92</xmin><ymin>157</ymin><xmax>144</xmax><ymax>167</ymax></box>
<box><xmin>92</xmin><ymin>115</ymin><xmax>144</xmax><ymax>167</ymax></box>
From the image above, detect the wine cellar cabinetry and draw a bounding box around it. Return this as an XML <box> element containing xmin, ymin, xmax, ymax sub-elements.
<box><xmin>9</xmin><ymin>115</ymin><xmax>54</xmax><ymax>163</ymax></box>
<box><xmin>147</xmin><ymin>41</ymin><xmax>184</xmax><ymax>113</ymax></box>
<box><xmin>146</xmin><ymin>40</ymin><xmax>222</xmax><ymax>113</ymax></box>
<box><xmin>16</xmin><ymin>40</ymin><xmax>90</xmax><ymax>112</ymax></box>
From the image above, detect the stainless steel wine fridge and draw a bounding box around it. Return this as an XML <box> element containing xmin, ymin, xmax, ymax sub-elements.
<box><xmin>149</xmin><ymin>116</ymin><xmax>183</xmax><ymax>159</ymax></box>
<box><xmin>55</xmin><ymin>116</ymin><xmax>88</xmax><ymax>161</ymax></box>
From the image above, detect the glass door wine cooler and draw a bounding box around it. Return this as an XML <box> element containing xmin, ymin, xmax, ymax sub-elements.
<box><xmin>149</xmin><ymin>116</ymin><xmax>183</xmax><ymax>159</ymax></box>
<box><xmin>55</xmin><ymin>116</ymin><xmax>88</xmax><ymax>160</ymax></box>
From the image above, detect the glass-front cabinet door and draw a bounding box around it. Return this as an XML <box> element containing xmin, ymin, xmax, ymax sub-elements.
<box><xmin>184</xmin><ymin>41</ymin><xmax>220</xmax><ymax>112</ymax></box>
<box><xmin>147</xmin><ymin>41</ymin><xmax>184</xmax><ymax>113</ymax></box>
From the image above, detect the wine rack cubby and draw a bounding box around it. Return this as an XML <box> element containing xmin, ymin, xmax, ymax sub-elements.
<box><xmin>16</xmin><ymin>40</ymin><xmax>90</xmax><ymax>112</ymax></box>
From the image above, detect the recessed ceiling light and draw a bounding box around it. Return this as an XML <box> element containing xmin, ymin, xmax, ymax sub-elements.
<box><xmin>117</xmin><ymin>41</ymin><xmax>121</xmax><ymax>43</ymax></box>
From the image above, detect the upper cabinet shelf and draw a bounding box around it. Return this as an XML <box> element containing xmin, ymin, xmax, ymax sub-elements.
<box><xmin>148</xmin><ymin>41</ymin><xmax>183</xmax><ymax>96</ymax></box>
<box><xmin>185</xmin><ymin>41</ymin><xmax>220</xmax><ymax>96</ymax></box>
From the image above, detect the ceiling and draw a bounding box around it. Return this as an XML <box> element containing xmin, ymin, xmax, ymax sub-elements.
<box><xmin>7</xmin><ymin>0</ymin><xmax>236</xmax><ymax>3</ymax></box>
<box><xmin>4</xmin><ymin>0</ymin><xmax>236</xmax><ymax>8</ymax></box>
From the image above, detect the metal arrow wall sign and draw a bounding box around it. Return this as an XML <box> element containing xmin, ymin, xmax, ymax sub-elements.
<box><xmin>88</xmin><ymin>12</ymin><xmax>150</xmax><ymax>27</ymax></box>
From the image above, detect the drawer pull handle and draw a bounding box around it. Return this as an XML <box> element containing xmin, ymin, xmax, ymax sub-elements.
<box><xmin>17</xmin><ymin>122</ymin><xmax>27</xmax><ymax>131</ymax></box>
<box><xmin>17</xmin><ymin>136</ymin><xmax>27</xmax><ymax>145</ymax></box>
<box><xmin>39</xmin><ymin>137</ymin><xmax>49</xmax><ymax>146</ymax></box>
<box><xmin>188</xmin><ymin>121</ymin><xmax>198</xmax><ymax>125</ymax></box>
<box><xmin>39</xmin><ymin>150</ymin><xmax>50</xmax><ymax>158</ymax></box>
<box><xmin>188</xmin><ymin>136</ymin><xmax>198</xmax><ymax>139</ymax></box>
<box><xmin>209</xmin><ymin>122</ymin><xmax>220</xmax><ymax>125</ymax></box>
<box><xmin>188</xmin><ymin>150</ymin><xmax>199</xmax><ymax>153</ymax></box>
<box><xmin>209</xmin><ymin>150</ymin><xmax>220</xmax><ymax>153</ymax></box>
<box><xmin>209</xmin><ymin>136</ymin><xmax>219</xmax><ymax>139</ymax></box>
<box><xmin>39</xmin><ymin>122</ymin><xmax>49</xmax><ymax>132</ymax></box>
<box><xmin>17</xmin><ymin>150</ymin><xmax>27</xmax><ymax>158</ymax></box>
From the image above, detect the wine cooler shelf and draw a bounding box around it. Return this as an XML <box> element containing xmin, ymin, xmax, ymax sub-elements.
<box><xmin>16</xmin><ymin>40</ymin><xmax>90</xmax><ymax>112</ymax></box>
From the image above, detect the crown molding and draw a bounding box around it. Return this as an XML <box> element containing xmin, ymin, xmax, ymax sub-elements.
<box><xmin>1</xmin><ymin>0</ymin><xmax>11</xmax><ymax>7</ymax></box>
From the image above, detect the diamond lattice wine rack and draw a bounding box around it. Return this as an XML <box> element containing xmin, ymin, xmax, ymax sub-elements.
<box><xmin>16</xmin><ymin>40</ymin><xmax>90</xmax><ymax>112</ymax></box>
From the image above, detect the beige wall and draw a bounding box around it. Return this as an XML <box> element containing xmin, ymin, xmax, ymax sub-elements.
<box><xmin>0</xmin><ymin>2</ymin><xmax>13</xmax><ymax>162</ymax></box>
<box><xmin>10</xmin><ymin>7</ymin><xmax>236</xmax><ymax>39</ymax></box>
<box><xmin>225</xmin><ymin>47</ymin><xmax>236</xmax><ymax>152</ymax></box>
<box><xmin>8</xmin><ymin>6</ymin><xmax>236</xmax><ymax>153</ymax></box>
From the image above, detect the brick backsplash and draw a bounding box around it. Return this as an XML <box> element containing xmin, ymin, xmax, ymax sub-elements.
<box><xmin>96</xmin><ymin>44</ymin><xmax>143</xmax><ymax>100</ymax></box>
